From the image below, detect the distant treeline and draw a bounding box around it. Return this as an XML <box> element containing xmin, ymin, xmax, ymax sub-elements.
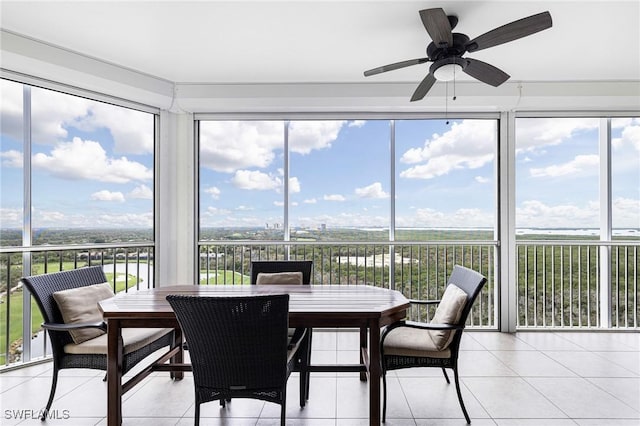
<box><xmin>1</xmin><ymin>226</ymin><xmax>637</xmax><ymax>247</ymax></box>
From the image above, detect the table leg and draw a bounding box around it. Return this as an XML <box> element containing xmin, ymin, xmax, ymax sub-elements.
<box><xmin>107</xmin><ymin>319</ymin><xmax>123</xmax><ymax>426</ymax></box>
<box><xmin>170</xmin><ymin>327</ymin><xmax>184</xmax><ymax>380</ymax></box>
<box><xmin>360</xmin><ymin>326</ymin><xmax>368</xmax><ymax>381</ymax></box>
<box><xmin>369</xmin><ymin>320</ymin><xmax>381</xmax><ymax>425</ymax></box>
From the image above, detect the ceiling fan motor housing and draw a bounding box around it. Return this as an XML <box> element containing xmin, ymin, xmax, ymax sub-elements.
<box><xmin>426</xmin><ymin>33</ymin><xmax>470</xmax><ymax>61</ymax></box>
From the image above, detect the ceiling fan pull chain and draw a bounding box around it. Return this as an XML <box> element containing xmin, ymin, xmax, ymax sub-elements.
<box><xmin>453</xmin><ymin>63</ymin><xmax>457</xmax><ymax>101</ymax></box>
<box><xmin>445</xmin><ymin>81</ymin><xmax>450</xmax><ymax>125</ymax></box>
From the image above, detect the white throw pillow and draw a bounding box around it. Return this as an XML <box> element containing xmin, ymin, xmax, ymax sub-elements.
<box><xmin>427</xmin><ymin>284</ymin><xmax>468</xmax><ymax>350</ymax></box>
<box><xmin>53</xmin><ymin>282</ymin><xmax>114</xmax><ymax>344</ymax></box>
<box><xmin>256</xmin><ymin>271</ymin><xmax>303</xmax><ymax>285</ymax></box>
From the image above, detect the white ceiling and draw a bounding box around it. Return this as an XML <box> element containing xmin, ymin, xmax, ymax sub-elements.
<box><xmin>1</xmin><ymin>0</ymin><xmax>639</xmax><ymax>86</ymax></box>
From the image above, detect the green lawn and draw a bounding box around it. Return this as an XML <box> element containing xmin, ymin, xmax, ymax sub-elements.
<box><xmin>199</xmin><ymin>270</ymin><xmax>249</xmax><ymax>285</ymax></box>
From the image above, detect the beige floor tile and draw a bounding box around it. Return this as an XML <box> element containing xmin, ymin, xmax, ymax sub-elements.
<box><xmin>544</xmin><ymin>350</ymin><xmax>638</xmax><ymax>377</ymax></box>
<box><xmin>490</xmin><ymin>350</ymin><xmax>578</xmax><ymax>377</ymax></box>
<box><xmin>586</xmin><ymin>377</ymin><xmax>640</xmax><ymax>411</ymax></box>
<box><xmin>2</xmin><ymin>331</ymin><xmax>638</xmax><ymax>425</ymax></box>
<box><xmin>399</xmin><ymin>376</ymin><xmax>490</xmax><ymax>420</ymax></box>
<box><xmin>526</xmin><ymin>377</ymin><xmax>640</xmax><ymax>419</ymax></box>
<box><xmin>463</xmin><ymin>377</ymin><xmax>566</xmax><ymax>419</ymax></box>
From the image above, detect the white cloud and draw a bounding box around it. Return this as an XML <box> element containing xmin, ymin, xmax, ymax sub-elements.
<box><xmin>355</xmin><ymin>182</ymin><xmax>389</xmax><ymax>199</ymax></box>
<box><xmin>29</xmin><ymin>208</ymin><xmax>151</xmax><ymax>229</ymax></box>
<box><xmin>400</xmin><ymin>120</ymin><xmax>496</xmax><ymax>179</ymax></box>
<box><xmin>324</xmin><ymin>194</ymin><xmax>346</xmax><ymax>201</ymax></box>
<box><xmin>273</xmin><ymin>201</ymin><xmax>284</xmax><ymax>206</ymax></box>
<box><xmin>200</xmin><ymin>121</ymin><xmax>283</xmax><ymax>173</ymax></box>
<box><xmin>613</xmin><ymin>197</ymin><xmax>640</xmax><ymax>228</ymax></box>
<box><xmin>34</xmin><ymin>87</ymin><xmax>152</xmax><ymax>154</ymax></box>
<box><xmin>0</xmin><ymin>84</ymin><xmax>153</xmax><ymax>155</ymax></box>
<box><xmin>529</xmin><ymin>154</ymin><xmax>599</xmax><ymax>178</ymax></box>
<box><xmin>0</xmin><ymin>207</ymin><xmax>22</xmax><ymax>227</ymax></box>
<box><xmin>231</xmin><ymin>170</ymin><xmax>282</xmax><ymax>191</ymax></box>
<box><xmin>91</xmin><ymin>212</ymin><xmax>153</xmax><ymax>228</ymax></box>
<box><xmin>294</xmin><ymin>211</ymin><xmax>388</xmax><ymax>228</ymax></box>
<box><xmin>204</xmin><ymin>186</ymin><xmax>221</xmax><ymax>199</ymax></box>
<box><xmin>205</xmin><ymin>206</ymin><xmax>231</xmax><ymax>216</ymax></box>
<box><xmin>304</xmin><ymin>198</ymin><xmax>317</xmax><ymax>204</ymax></box>
<box><xmin>516</xmin><ymin>199</ymin><xmax>599</xmax><ymax>228</ymax></box>
<box><xmin>612</xmin><ymin>117</ymin><xmax>640</xmax><ymax>152</ymax></box>
<box><xmin>129</xmin><ymin>184</ymin><xmax>153</xmax><ymax>200</ymax></box>
<box><xmin>0</xmin><ymin>80</ymin><xmax>24</xmax><ymax>142</ymax></box>
<box><xmin>516</xmin><ymin>117</ymin><xmax>599</xmax><ymax>154</ymax></box>
<box><xmin>236</xmin><ymin>205</ymin><xmax>254</xmax><ymax>211</ymax></box>
<box><xmin>32</xmin><ymin>137</ymin><xmax>152</xmax><ymax>183</ymax></box>
<box><xmin>91</xmin><ymin>190</ymin><xmax>125</xmax><ymax>202</ymax></box>
<box><xmin>289</xmin><ymin>121</ymin><xmax>346</xmax><ymax>154</ymax></box>
<box><xmin>77</xmin><ymin>102</ymin><xmax>154</xmax><ymax>154</ymax></box>
<box><xmin>396</xmin><ymin>207</ymin><xmax>493</xmax><ymax>228</ymax></box>
<box><xmin>0</xmin><ymin>150</ymin><xmax>23</xmax><ymax>167</ymax></box>
<box><xmin>289</xmin><ymin>177</ymin><xmax>301</xmax><ymax>193</ymax></box>
<box><xmin>349</xmin><ymin>120</ymin><xmax>366</xmax><ymax>128</ymax></box>
<box><xmin>475</xmin><ymin>176</ymin><xmax>490</xmax><ymax>183</ymax></box>
<box><xmin>37</xmin><ymin>210</ymin><xmax>67</xmax><ymax>224</ymax></box>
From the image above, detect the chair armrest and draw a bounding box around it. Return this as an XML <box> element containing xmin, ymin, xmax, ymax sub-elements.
<box><xmin>402</xmin><ymin>321</ymin><xmax>465</xmax><ymax>331</ymax></box>
<box><xmin>288</xmin><ymin>328</ymin><xmax>307</xmax><ymax>349</ymax></box>
<box><xmin>409</xmin><ymin>299</ymin><xmax>441</xmax><ymax>305</ymax></box>
<box><xmin>42</xmin><ymin>321</ymin><xmax>107</xmax><ymax>332</ymax></box>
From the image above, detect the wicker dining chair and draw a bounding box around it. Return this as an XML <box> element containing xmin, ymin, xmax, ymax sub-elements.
<box><xmin>21</xmin><ymin>266</ymin><xmax>178</xmax><ymax>421</ymax></box>
<box><xmin>250</xmin><ymin>260</ymin><xmax>313</xmax><ymax>406</ymax></box>
<box><xmin>166</xmin><ymin>294</ymin><xmax>297</xmax><ymax>426</ymax></box>
<box><xmin>380</xmin><ymin>265</ymin><xmax>487</xmax><ymax>424</ymax></box>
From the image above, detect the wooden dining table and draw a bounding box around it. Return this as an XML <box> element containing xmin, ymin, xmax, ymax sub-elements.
<box><xmin>99</xmin><ymin>284</ymin><xmax>410</xmax><ymax>426</ymax></box>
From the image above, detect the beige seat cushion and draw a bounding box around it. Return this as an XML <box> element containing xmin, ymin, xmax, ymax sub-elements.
<box><xmin>383</xmin><ymin>325</ymin><xmax>451</xmax><ymax>358</ymax></box>
<box><xmin>63</xmin><ymin>328</ymin><xmax>173</xmax><ymax>355</ymax></box>
<box><xmin>53</xmin><ymin>282</ymin><xmax>114</xmax><ymax>344</ymax></box>
<box><xmin>428</xmin><ymin>284</ymin><xmax>468</xmax><ymax>351</ymax></box>
<box><xmin>256</xmin><ymin>271</ymin><xmax>303</xmax><ymax>285</ymax></box>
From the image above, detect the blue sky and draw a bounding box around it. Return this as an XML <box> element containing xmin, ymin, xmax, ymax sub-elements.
<box><xmin>1</xmin><ymin>79</ymin><xmax>639</xmax><ymax>232</ymax></box>
<box><xmin>1</xmin><ymin>80</ymin><xmax>154</xmax><ymax>229</ymax></box>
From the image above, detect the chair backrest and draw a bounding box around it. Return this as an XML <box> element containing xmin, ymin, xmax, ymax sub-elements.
<box><xmin>166</xmin><ymin>294</ymin><xmax>290</xmax><ymax>391</ymax></box>
<box><xmin>446</xmin><ymin>265</ymin><xmax>488</xmax><ymax>324</ymax></box>
<box><xmin>20</xmin><ymin>266</ymin><xmax>108</xmax><ymax>347</ymax></box>
<box><xmin>445</xmin><ymin>265</ymin><xmax>487</xmax><ymax>350</ymax></box>
<box><xmin>250</xmin><ymin>260</ymin><xmax>313</xmax><ymax>284</ymax></box>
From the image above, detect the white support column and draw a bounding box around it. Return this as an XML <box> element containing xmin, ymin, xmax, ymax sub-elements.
<box><xmin>156</xmin><ymin>110</ymin><xmax>195</xmax><ymax>287</ymax></box>
<box><xmin>599</xmin><ymin>118</ymin><xmax>612</xmax><ymax>328</ymax></box>
<box><xmin>499</xmin><ymin>111</ymin><xmax>517</xmax><ymax>332</ymax></box>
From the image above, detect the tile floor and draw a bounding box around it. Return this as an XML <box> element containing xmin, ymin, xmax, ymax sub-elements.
<box><xmin>1</xmin><ymin>330</ymin><xmax>638</xmax><ymax>425</ymax></box>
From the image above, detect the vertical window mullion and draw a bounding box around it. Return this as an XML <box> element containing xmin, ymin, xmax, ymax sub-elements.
<box><xmin>389</xmin><ymin>120</ymin><xmax>396</xmax><ymax>290</ymax></box>
<box><xmin>22</xmin><ymin>85</ymin><xmax>32</xmax><ymax>362</ymax></box>
<box><xmin>284</xmin><ymin>121</ymin><xmax>290</xmax><ymax>258</ymax></box>
<box><xmin>599</xmin><ymin>118</ymin><xmax>612</xmax><ymax>328</ymax></box>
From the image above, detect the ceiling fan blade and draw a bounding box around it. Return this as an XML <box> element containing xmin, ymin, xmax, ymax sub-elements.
<box><xmin>364</xmin><ymin>58</ymin><xmax>430</xmax><ymax>77</ymax></box>
<box><xmin>466</xmin><ymin>11</ymin><xmax>552</xmax><ymax>52</ymax></box>
<box><xmin>462</xmin><ymin>58</ymin><xmax>510</xmax><ymax>87</ymax></box>
<box><xmin>410</xmin><ymin>73</ymin><xmax>437</xmax><ymax>102</ymax></box>
<box><xmin>419</xmin><ymin>8</ymin><xmax>453</xmax><ymax>47</ymax></box>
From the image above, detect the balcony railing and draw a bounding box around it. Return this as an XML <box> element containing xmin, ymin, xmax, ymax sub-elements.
<box><xmin>0</xmin><ymin>243</ymin><xmax>155</xmax><ymax>367</ymax></box>
<box><xmin>198</xmin><ymin>240</ymin><xmax>497</xmax><ymax>328</ymax></box>
<box><xmin>516</xmin><ymin>240</ymin><xmax>639</xmax><ymax>329</ymax></box>
<box><xmin>2</xmin><ymin>238</ymin><xmax>637</xmax><ymax>369</ymax></box>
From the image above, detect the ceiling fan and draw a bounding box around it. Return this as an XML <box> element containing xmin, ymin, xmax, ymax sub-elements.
<box><xmin>364</xmin><ymin>8</ymin><xmax>553</xmax><ymax>101</ymax></box>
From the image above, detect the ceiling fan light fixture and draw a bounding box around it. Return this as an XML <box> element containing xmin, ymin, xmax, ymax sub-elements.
<box><xmin>433</xmin><ymin>63</ymin><xmax>463</xmax><ymax>81</ymax></box>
